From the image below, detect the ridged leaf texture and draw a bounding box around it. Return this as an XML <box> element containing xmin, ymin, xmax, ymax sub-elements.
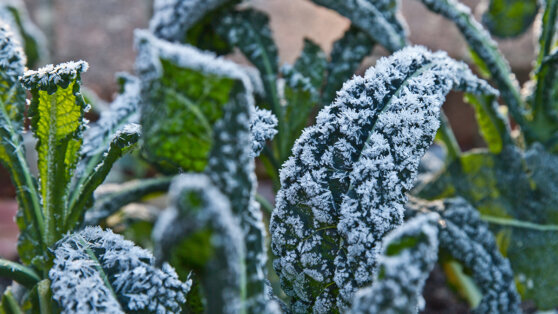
<box><xmin>152</xmin><ymin>174</ymin><xmax>244</xmax><ymax>314</ymax></box>
<box><xmin>136</xmin><ymin>30</ymin><xmax>249</xmax><ymax>173</ymax></box>
<box><xmin>21</xmin><ymin>61</ymin><xmax>89</xmax><ymax>248</ymax></box>
<box><xmin>49</xmin><ymin>226</ymin><xmax>191</xmax><ymax>313</ymax></box>
<box><xmin>0</xmin><ymin>23</ymin><xmax>44</xmax><ymax>267</ymax></box>
<box><xmin>270</xmin><ymin>46</ymin><xmax>499</xmax><ymax>313</ymax></box>
<box><xmin>310</xmin><ymin>0</ymin><xmax>406</xmax><ymax>52</ymax></box>
<box><xmin>350</xmin><ymin>213</ymin><xmax>440</xmax><ymax>314</ymax></box>
<box><xmin>417</xmin><ymin>144</ymin><xmax>558</xmax><ymax>309</ymax></box>
<box><xmin>250</xmin><ymin>107</ymin><xmax>278</xmax><ymax>157</ymax></box>
<box><xmin>481</xmin><ymin>0</ymin><xmax>539</xmax><ymax>38</ymax></box>
<box><xmin>405</xmin><ymin>197</ymin><xmax>521</xmax><ymax>313</ymax></box>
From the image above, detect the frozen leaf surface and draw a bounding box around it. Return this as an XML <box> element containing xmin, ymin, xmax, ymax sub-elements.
<box><xmin>49</xmin><ymin>226</ymin><xmax>191</xmax><ymax>314</ymax></box>
<box><xmin>270</xmin><ymin>45</ymin><xmax>498</xmax><ymax>312</ymax></box>
<box><xmin>350</xmin><ymin>213</ymin><xmax>440</xmax><ymax>314</ymax></box>
<box><xmin>250</xmin><ymin>108</ymin><xmax>277</xmax><ymax>157</ymax></box>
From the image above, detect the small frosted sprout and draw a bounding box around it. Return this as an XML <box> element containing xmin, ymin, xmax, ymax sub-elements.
<box><xmin>350</xmin><ymin>213</ymin><xmax>440</xmax><ymax>314</ymax></box>
<box><xmin>405</xmin><ymin>197</ymin><xmax>521</xmax><ymax>313</ymax></box>
<box><xmin>0</xmin><ymin>22</ymin><xmax>25</xmax><ymax>80</ymax></box>
<box><xmin>270</xmin><ymin>45</ymin><xmax>500</xmax><ymax>312</ymax></box>
<box><xmin>49</xmin><ymin>226</ymin><xmax>191</xmax><ymax>314</ymax></box>
<box><xmin>250</xmin><ymin>108</ymin><xmax>278</xmax><ymax>157</ymax></box>
<box><xmin>152</xmin><ymin>173</ymin><xmax>244</xmax><ymax>314</ymax></box>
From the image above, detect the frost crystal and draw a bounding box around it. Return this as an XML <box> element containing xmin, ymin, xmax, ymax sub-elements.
<box><xmin>406</xmin><ymin>197</ymin><xmax>521</xmax><ymax>313</ymax></box>
<box><xmin>270</xmin><ymin>45</ymin><xmax>498</xmax><ymax>312</ymax></box>
<box><xmin>49</xmin><ymin>226</ymin><xmax>191</xmax><ymax>314</ymax></box>
<box><xmin>152</xmin><ymin>173</ymin><xmax>245</xmax><ymax>314</ymax></box>
<box><xmin>250</xmin><ymin>108</ymin><xmax>278</xmax><ymax>157</ymax></box>
<box><xmin>350</xmin><ymin>213</ymin><xmax>440</xmax><ymax>314</ymax></box>
<box><xmin>149</xmin><ymin>0</ymin><xmax>231</xmax><ymax>42</ymax></box>
<box><xmin>20</xmin><ymin>60</ymin><xmax>88</xmax><ymax>94</ymax></box>
<box><xmin>0</xmin><ymin>22</ymin><xmax>25</xmax><ymax>81</ymax></box>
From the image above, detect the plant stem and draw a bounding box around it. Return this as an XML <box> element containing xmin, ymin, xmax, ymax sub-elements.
<box><xmin>0</xmin><ymin>258</ymin><xmax>40</xmax><ymax>289</ymax></box>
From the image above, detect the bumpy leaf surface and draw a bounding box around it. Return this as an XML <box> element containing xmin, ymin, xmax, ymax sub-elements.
<box><xmin>271</xmin><ymin>46</ymin><xmax>498</xmax><ymax>312</ymax></box>
<box><xmin>405</xmin><ymin>197</ymin><xmax>521</xmax><ymax>313</ymax></box>
<box><xmin>21</xmin><ymin>61</ymin><xmax>88</xmax><ymax>247</ymax></box>
<box><xmin>417</xmin><ymin>144</ymin><xmax>558</xmax><ymax>309</ymax></box>
<box><xmin>310</xmin><ymin>0</ymin><xmax>406</xmax><ymax>52</ymax></box>
<box><xmin>135</xmin><ymin>30</ymin><xmax>248</xmax><ymax>173</ymax></box>
<box><xmin>49</xmin><ymin>226</ymin><xmax>191</xmax><ymax>313</ymax></box>
<box><xmin>481</xmin><ymin>0</ymin><xmax>539</xmax><ymax>38</ymax></box>
<box><xmin>350</xmin><ymin>213</ymin><xmax>440</xmax><ymax>314</ymax></box>
<box><xmin>0</xmin><ymin>23</ymin><xmax>44</xmax><ymax>267</ymax></box>
<box><xmin>152</xmin><ymin>174</ymin><xmax>244</xmax><ymax>314</ymax></box>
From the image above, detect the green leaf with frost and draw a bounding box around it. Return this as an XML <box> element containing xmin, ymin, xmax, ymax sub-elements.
<box><xmin>322</xmin><ymin>26</ymin><xmax>375</xmax><ymax>106</ymax></box>
<box><xmin>405</xmin><ymin>197</ymin><xmax>521</xmax><ymax>313</ymax></box>
<box><xmin>21</xmin><ymin>60</ymin><xmax>89</xmax><ymax>246</ymax></box>
<box><xmin>417</xmin><ymin>144</ymin><xmax>558</xmax><ymax>309</ymax></box>
<box><xmin>310</xmin><ymin>0</ymin><xmax>406</xmax><ymax>52</ymax></box>
<box><xmin>49</xmin><ymin>226</ymin><xmax>191</xmax><ymax>313</ymax></box>
<box><xmin>271</xmin><ymin>46</ymin><xmax>499</xmax><ymax>312</ymax></box>
<box><xmin>135</xmin><ymin>30</ymin><xmax>248</xmax><ymax>173</ymax></box>
<box><xmin>481</xmin><ymin>0</ymin><xmax>538</xmax><ymax>38</ymax></box>
<box><xmin>0</xmin><ymin>23</ymin><xmax>43</xmax><ymax>267</ymax></box>
<box><xmin>152</xmin><ymin>174</ymin><xmax>245</xmax><ymax>313</ymax></box>
<box><xmin>0</xmin><ymin>0</ymin><xmax>47</xmax><ymax>67</ymax></box>
<box><xmin>350</xmin><ymin>213</ymin><xmax>440</xmax><ymax>314</ymax></box>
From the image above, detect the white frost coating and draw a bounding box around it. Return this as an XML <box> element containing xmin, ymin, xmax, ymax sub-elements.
<box><xmin>270</xmin><ymin>45</ymin><xmax>498</xmax><ymax>312</ymax></box>
<box><xmin>20</xmin><ymin>60</ymin><xmax>88</xmax><ymax>92</ymax></box>
<box><xmin>81</xmin><ymin>74</ymin><xmax>141</xmax><ymax>159</ymax></box>
<box><xmin>149</xmin><ymin>0</ymin><xmax>231</xmax><ymax>41</ymax></box>
<box><xmin>250</xmin><ymin>108</ymin><xmax>278</xmax><ymax>157</ymax></box>
<box><xmin>350</xmin><ymin>213</ymin><xmax>440</xmax><ymax>314</ymax></box>
<box><xmin>153</xmin><ymin>173</ymin><xmax>245</xmax><ymax>314</ymax></box>
<box><xmin>49</xmin><ymin>226</ymin><xmax>191</xmax><ymax>314</ymax></box>
<box><xmin>0</xmin><ymin>22</ymin><xmax>25</xmax><ymax>80</ymax></box>
<box><xmin>134</xmin><ymin>29</ymin><xmax>253</xmax><ymax>96</ymax></box>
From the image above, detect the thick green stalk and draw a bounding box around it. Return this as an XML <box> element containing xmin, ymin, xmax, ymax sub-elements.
<box><xmin>0</xmin><ymin>259</ymin><xmax>40</xmax><ymax>288</ymax></box>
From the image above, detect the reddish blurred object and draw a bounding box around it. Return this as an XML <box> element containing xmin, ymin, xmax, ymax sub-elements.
<box><xmin>0</xmin><ymin>200</ymin><xmax>18</xmax><ymax>260</ymax></box>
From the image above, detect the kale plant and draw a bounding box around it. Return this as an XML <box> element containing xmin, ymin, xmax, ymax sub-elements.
<box><xmin>1</xmin><ymin>0</ymin><xmax>557</xmax><ymax>312</ymax></box>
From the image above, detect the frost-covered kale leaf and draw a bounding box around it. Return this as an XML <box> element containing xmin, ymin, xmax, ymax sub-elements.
<box><xmin>270</xmin><ymin>46</ymin><xmax>498</xmax><ymax>312</ymax></box>
<box><xmin>152</xmin><ymin>174</ymin><xmax>244</xmax><ymax>313</ymax></box>
<box><xmin>481</xmin><ymin>0</ymin><xmax>539</xmax><ymax>38</ymax></box>
<box><xmin>49</xmin><ymin>226</ymin><xmax>191</xmax><ymax>313</ymax></box>
<box><xmin>405</xmin><ymin>197</ymin><xmax>521</xmax><ymax>313</ymax></box>
<box><xmin>322</xmin><ymin>26</ymin><xmax>375</xmax><ymax>106</ymax></box>
<box><xmin>310</xmin><ymin>0</ymin><xmax>407</xmax><ymax>52</ymax></box>
<box><xmin>0</xmin><ymin>0</ymin><xmax>47</xmax><ymax>67</ymax></box>
<box><xmin>135</xmin><ymin>30</ymin><xmax>254</xmax><ymax>173</ymax></box>
<box><xmin>21</xmin><ymin>61</ymin><xmax>89</xmax><ymax>249</ymax></box>
<box><xmin>416</xmin><ymin>144</ymin><xmax>558</xmax><ymax>309</ymax></box>
<box><xmin>350</xmin><ymin>213</ymin><xmax>440</xmax><ymax>314</ymax></box>
<box><xmin>0</xmin><ymin>23</ymin><xmax>44</xmax><ymax>268</ymax></box>
<box><xmin>251</xmin><ymin>108</ymin><xmax>278</xmax><ymax>157</ymax></box>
